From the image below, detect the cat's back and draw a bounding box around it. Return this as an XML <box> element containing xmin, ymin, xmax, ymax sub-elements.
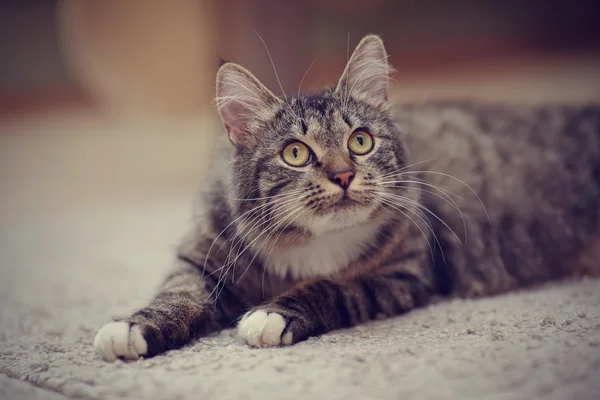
<box><xmin>396</xmin><ymin>100</ymin><xmax>600</xmax><ymax>160</ymax></box>
<box><xmin>396</xmin><ymin>100</ymin><xmax>600</xmax><ymax>202</ymax></box>
<box><xmin>394</xmin><ymin>101</ymin><xmax>600</xmax><ymax>294</ymax></box>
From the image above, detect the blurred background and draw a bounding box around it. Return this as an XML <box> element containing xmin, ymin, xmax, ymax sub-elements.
<box><xmin>1</xmin><ymin>0</ymin><xmax>600</xmax><ymax>220</ymax></box>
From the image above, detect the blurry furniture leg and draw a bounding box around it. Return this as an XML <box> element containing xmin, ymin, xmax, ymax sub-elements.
<box><xmin>57</xmin><ymin>0</ymin><xmax>216</xmax><ymax>117</ymax></box>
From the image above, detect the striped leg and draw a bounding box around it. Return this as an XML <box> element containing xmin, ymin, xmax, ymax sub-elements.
<box><xmin>237</xmin><ymin>260</ymin><xmax>434</xmax><ymax>347</ymax></box>
<box><xmin>94</xmin><ymin>258</ymin><xmax>242</xmax><ymax>360</ymax></box>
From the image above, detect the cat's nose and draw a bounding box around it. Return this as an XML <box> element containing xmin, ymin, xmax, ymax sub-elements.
<box><xmin>328</xmin><ymin>170</ymin><xmax>355</xmax><ymax>190</ymax></box>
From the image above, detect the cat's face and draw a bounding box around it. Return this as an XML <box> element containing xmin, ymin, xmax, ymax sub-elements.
<box><xmin>217</xmin><ymin>35</ymin><xmax>408</xmax><ymax>237</ymax></box>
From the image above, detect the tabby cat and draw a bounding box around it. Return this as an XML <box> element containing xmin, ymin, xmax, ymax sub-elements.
<box><xmin>94</xmin><ymin>35</ymin><xmax>600</xmax><ymax>360</ymax></box>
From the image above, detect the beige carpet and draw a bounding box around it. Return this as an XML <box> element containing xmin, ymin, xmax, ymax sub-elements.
<box><xmin>1</xmin><ymin>190</ymin><xmax>599</xmax><ymax>399</ymax></box>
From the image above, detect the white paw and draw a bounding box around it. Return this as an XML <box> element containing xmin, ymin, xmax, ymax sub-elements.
<box><xmin>237</xmin><ymin>310</ymin><xmax>293</xmax><ymax>348</ymax></box>
<box><xmin>93</xmin><ymin>321</ymin><xmax>147</xmax><ymax>361</ymax></box>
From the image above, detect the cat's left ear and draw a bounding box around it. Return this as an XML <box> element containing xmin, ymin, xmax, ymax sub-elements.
<box><xmin>216</xmin><ymin>63</ymin><xmax>282</xmax><ymax>147</ymax></box>
<box><xmin>335</xmin><ymin>35</ymin><xmax>391</xmax><ymax>109</ymax></box>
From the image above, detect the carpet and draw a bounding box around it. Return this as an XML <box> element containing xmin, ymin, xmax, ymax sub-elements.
<box><xmin>1</xmin><ymin>192</ymin><xmax>600</xmax><ymax>400</ymax></box>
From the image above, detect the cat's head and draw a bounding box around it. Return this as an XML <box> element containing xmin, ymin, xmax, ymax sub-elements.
<box><xmin>216</xmin><ymin>35</ymin><xmax>409</xmax><ymax>237</ymax></box>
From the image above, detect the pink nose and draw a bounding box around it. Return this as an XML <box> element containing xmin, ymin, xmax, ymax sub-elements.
<box><xmin>329</xmin><ymin>170</ymin><xmax>355</xmax><ymax>189</ymax></box>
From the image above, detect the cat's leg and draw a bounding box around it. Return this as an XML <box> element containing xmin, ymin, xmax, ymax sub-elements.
<box><xmin>94</xmin><ymin>257</ymin><xmax>243</xmax><ymax>360</ymax></box>
<box><xmin>237</xmin><ymin>256</ymin><xmax>434</xmax><ymax>347</ymax></box>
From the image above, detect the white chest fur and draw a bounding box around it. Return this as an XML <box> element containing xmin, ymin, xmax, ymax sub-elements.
<box><xmin>261</xmin><ymin>221</ymin><xmax>382</xmax><ymax>280</ymax></box>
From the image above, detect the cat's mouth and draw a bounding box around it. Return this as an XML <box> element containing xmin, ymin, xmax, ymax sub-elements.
<box><xmin>331</xmin><ymin>196</ymin><xmax>359</xmax><ymax>210</ymax></box>
<box><xmin>310</xmin><ymin>194</ymin><xmax>360</xmax><ymax>216</ymax></box>
<box><xmin>309</xmin><ymin>190</ymin><xmax>372</xmax><ymax>218</ymax></box>
<box><xmin>327</xmin><ymin>191</ymin><xmax>372</xmax><ymax>213</ymax></box>
<box><xmin>302</xmin><ymin>190</ymin><xmax>376</xmax><ymax>232</ymax></box>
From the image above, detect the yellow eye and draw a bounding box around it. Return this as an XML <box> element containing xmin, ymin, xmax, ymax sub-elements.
<box><xmin>282</xmin><ymin>141</ymin><xmax>311</xmax><ymax>167</ymax></box>
<box><xmin>348</xmin><ymin>130</ymin><xmax>374</xmax><ymax>155</ymax></box>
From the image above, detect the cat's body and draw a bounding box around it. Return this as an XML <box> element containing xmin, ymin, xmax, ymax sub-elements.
<box><xmin>94</xmin><ymin>36</ymin><xmax>600</xmax><ymax>361</ymax></box>
<box><xmin>401</xmin><ymin>101</ymin><xmax>600</xmax><ymax>295</ymax></box>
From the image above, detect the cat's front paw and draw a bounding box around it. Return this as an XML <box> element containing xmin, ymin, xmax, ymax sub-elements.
<box><xmin>94</xmin><ymin>321</ymin><xmax>147</xmax><ymax>361</ymax></box>
<box><xmin>237</xmin><ymin>310</ymin><xmax>293</xmax><ymax>348</ymax></box>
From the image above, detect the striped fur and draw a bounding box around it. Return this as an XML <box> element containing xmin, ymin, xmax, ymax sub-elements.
<box><xmin>94</xmin><ymin>35</ymin><xmax>600</xmax><ymax>360</ymax></box>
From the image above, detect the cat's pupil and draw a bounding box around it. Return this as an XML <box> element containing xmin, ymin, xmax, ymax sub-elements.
<box><xmin>292</xmin><ymin>146</ymin><xmax>298</xmax><ymax>158</ymax></box>
<box><xmin>357</xmin><ymin>135</ymin><xmax>364</xmax><ymax>146</ymax></box>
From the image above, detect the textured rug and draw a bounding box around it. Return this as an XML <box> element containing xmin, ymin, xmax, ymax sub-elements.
<box><xmin>1</xmin><ymin>193</ymin><xmax>600</xmax><ymax>400</ymax></box>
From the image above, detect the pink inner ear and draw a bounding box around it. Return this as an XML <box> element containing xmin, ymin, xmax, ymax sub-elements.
<box><xmin>337</xmin><ymin>37</ymin><xmax>390</xmax><ymax>108</ymax></box>
<box><xmin>224</xmin><ymin>122</ymin><xmax>252</xmax><ymax>146</ymax></box>
<box><xmin>223</xmin><ymin>119</ymin><xmax>245</xmax><ymax>144</ymax></box>
<box><xmin>224</xmin><ymin>123</ymin><xmax>237</xmax><ymax>143</ymax></box>
<box><xmin>218</xmin><ymin>96</ymin><xmax>254</xmax><ymax>146</ymax></box>
<box><xmin>216</xmin><ymin>64</ymin><xmax>281</xmax><ymax>147</ymax></box>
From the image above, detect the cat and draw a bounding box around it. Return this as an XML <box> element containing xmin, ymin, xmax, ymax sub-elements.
<box><xmin>94</xmin><ymin>35</ymin><xmax>600</xmax><ymax>360</ymax></box>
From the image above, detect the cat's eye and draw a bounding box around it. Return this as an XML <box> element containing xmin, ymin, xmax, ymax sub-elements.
<box><xmin>281</xmin><ymin>141</ymin><xmax>312</xmax><ymax>167</ymax></box>
<box><xmin>348</xmin><ymin>130</ymin><xmax>374</xmax><ymax>155</ymax></box>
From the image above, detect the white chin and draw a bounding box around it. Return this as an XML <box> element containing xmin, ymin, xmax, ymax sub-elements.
<box><xmin>308</xmin><ymin>205</ymin><xmax>374</xmax><ymax>235</ymax></box>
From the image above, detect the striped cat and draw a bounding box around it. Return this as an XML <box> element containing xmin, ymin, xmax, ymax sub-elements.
<box><xmin>94</xmin><ymin>35</ymin><xmax>600</xmax><ymax>360</ymax></box>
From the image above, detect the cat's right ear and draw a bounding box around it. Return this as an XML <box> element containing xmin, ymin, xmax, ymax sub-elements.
<box><xmin>335</xmin><ymin>35</ymin><xmax>390</xmax><ymax>109</ymax></box>
<box><xmin>216</xmin><ymin>63</ymin><xmax>281</xmax><ymax>147</ymax></box>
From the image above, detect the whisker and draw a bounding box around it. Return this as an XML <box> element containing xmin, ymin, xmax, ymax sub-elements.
<box><xmin>343</xmin><ymin>33</ymin><xmax>350</xmax><ymax>111</ymax></box>
<box><xmin>233</xmin><ymin>205</ymin><xmax>306</xmax><ymax>285</ymax></box>
<box><xmin>399</xmin><ymin>170</ymin><xmax>494</xmax><ymax>230</ymax></box>
<box><xmin>381</xmin><ymin>184</ymin><xmax>469</xmax><ymax>243</ymax></box>
<box><xmin>379</xmin><ymin>191</ymin><xmax>463</xmax><ymax>245</ymax></box>
<box><xmin>202</xmin><ymin>200</ymin><xmax>276</xmax><ymax>276</ymax></box>
<box><xmin>224</xmin><ymin>188</ymin><xmax>305</xmax><ymax>202</ymax></box>
<box><xmin>298</xmin><ymin>57</ymin><xmax>317</xmax><ymax>98</ymax></box>
<box><xmin>346</xmin><ymin>32</ymin><xmax>350</xmax><ymax>64</ymax></box>
<box><xmin>403</xmin><ymin>177</ymin><xmax>465</xmax><ymax>200</ymax></box>
<box><xmin>260</xmin><ymin>198</ymin><xmax>315</xmax><ymax>274</ymax></box>
<box><xmin>199</xmin><ymin>196</ymin><xmax>299</xmax><ymax>308</ymax></box>
<box><xmin>260</xmin><ymin>199</ymin><xmax>319</xmax><ymax>297</ymax></box>
<box><xmin>202</xmin><ymin>191</ymin><xmax>301</xmax><ymax>276</ymax></box>
<box><xmin>375</xmin><ymin>179</ymin><xmax>463</xmax><ymax>200</ymax></box>
<box><xmin>228</xmin><ymin>194</ymin><xmax>303</xmax><ymax>252</ymax></box>
<box><xmin>208</xmin><ymin>200</ymin><xmax>286</xmax><ymax>305</ymax></box>
<box><xmin>371</xmin><ymin>180</ymin><xmax>470</xmax><ymax>241</ymax></box>
<box><xmin>254</xmin><ymin>30</ymin><xmax>302</xmax><ymax>124</ymax></box>
<box><xmin>222</xmin><ymin>195</ymin><xmax>303</xmax><ymax>282</ymax></box>
<box><xmin>222</xmin><ymin>194</ymin><xmax>303</xmax><ymax>271</ymax></box>
<box><xmin>378</xmin><ymin>195</ymin><xmax>436</xmax><ymax>234</ymax></box>
<box><xmin>248</xmin><ymin>207</ymin><xmax>309</xmax><ymax>292</ymax></box>
<box><xmin>375</xmin><ymin>196</ymin><xmax>439</xmax><ymax>262</ymax></box>
<box><xmin>213</xmin><ymin>197</ymin><xmax>296</xmax><ymax>278</ymax></box>
<box><xmin>254</xmin><ymin>31</ymin><xmax>288</xmax><ymax>103</ymax></box>
<box><xmin>378</xmin><ymin>158</ymin><xmax>436</xmax><ymax>179</ymax></box>
<box><xmin>224</xmin><ymin>208</ymin><xmax>275</xmax><ymax>283</ymax></box>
